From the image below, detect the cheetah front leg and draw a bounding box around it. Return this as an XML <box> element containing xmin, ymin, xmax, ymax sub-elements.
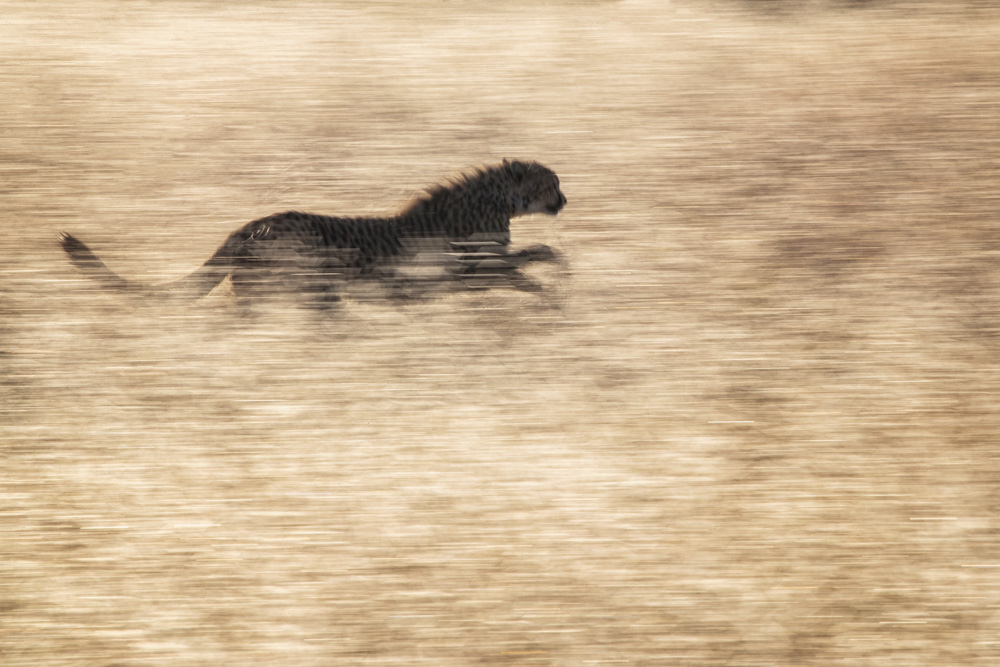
<box><xmin>503</xmin><ymin>243</ymin><xmax>559</xmax><ymax>267</ymax></box>
<box><xmin>448</xmin><ymin>241</ymin><xmax>559</xmax><ymax>267</ymax></box>
<box><xmin>447</xmin><ymin>242</ymin><xmax>561</xmax><ymax>292</ymax></box>
<box><xmin>499</xmin><ymin>244</ymin><xmax>562</xmax><ymax>293</ymax></box>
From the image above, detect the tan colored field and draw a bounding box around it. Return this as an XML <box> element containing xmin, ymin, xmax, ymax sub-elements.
<box><xmin>3</xmin><ymin>1</ymin><xmax>1000</xmax><ymax>664</ymax></box>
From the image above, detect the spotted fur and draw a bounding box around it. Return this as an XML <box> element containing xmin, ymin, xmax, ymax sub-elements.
<box><xmin>60</xmin><ymin>160</ymin><xmax>566</xmax><ymax>303</ymax></box>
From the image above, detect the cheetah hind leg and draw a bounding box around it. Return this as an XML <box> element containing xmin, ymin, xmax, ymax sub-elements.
<box><xmin>302</xmin><ymin>260</ymin><xmax>347</xmax><ymax>308</ymax></box>
<box><xmin>229</xmin><ymin>263</ymin><xmax>343</xmax><ymax>312</ymax></box>
<box><xmin>228</xmin><ymin>267</ymin><xmax>274</xmax><ymax>312</ymax></box>
<box><xmin>377</xmin><ymin>265</ymin><xmax>440</xmax><ymax>303</ymax></box>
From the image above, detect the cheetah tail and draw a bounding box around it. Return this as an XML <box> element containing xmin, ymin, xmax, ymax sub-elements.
<box><xmin>59</xmin><ymin>232</ymin><xmax>138</xmax><ymax>291</ymax></box>
<box><xmin>59</xmin><ymin>232</ymin><xmax>232</xmax><ymax>299</ymax></box>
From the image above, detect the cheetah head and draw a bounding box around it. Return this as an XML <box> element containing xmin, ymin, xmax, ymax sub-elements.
<box><xmin>505</xmin><ymin>159</ymin><xmax>567</xmax><ymax>217</ymax></box>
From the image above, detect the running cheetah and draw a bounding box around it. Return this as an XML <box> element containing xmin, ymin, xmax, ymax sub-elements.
<box><xmin>60</xmin><ymin>159</ymin><xmax>566</xmax><ymax>303</ymax></box>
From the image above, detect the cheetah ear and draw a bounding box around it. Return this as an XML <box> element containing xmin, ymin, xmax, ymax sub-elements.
<box><xmin>508</xmin><ymin>160</ymin><xmax>525</xmax><ymax>183</ymax></box>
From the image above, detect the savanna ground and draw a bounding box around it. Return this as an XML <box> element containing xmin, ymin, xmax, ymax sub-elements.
<box><xmin>3</xmin><ymin>1</ymin><xmax>1000</xmax><ymax>664</ymax></box>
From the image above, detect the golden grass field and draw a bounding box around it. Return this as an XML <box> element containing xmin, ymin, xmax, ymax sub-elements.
<box><xmin>3</xmin><ymin>1</ymin><xmax>1000</xmax><ymax>664</ymax></box>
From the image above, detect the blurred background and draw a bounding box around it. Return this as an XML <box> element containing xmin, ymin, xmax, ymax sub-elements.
<box><xmin>3</xmin><ymin>1</ymin><xmax>1000</xmax><ymax>664</ymax></box>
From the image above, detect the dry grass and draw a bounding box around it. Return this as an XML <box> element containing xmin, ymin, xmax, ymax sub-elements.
<box><xmin>3</xmin><ymin>1</ymin><xmax>1000</xmax><ymax>664</ymax></box>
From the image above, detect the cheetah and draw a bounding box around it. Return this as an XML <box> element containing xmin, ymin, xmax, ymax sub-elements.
<box><xmin>60</xmin><ymin>159</ymin><xmax>567</xmax><ymax>304</ymax></box>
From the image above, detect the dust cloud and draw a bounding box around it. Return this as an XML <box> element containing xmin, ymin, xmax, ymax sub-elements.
<box><xmin>3</xmin><ymin>1</ymin><xmax>1000</xmax><ymax>664</ymax></box>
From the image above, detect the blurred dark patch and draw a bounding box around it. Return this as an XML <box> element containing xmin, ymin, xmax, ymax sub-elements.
<box><xmin>769</xmin><ymin>230</ymin><xmax>888</xmax><ymax>280</ymax></box>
